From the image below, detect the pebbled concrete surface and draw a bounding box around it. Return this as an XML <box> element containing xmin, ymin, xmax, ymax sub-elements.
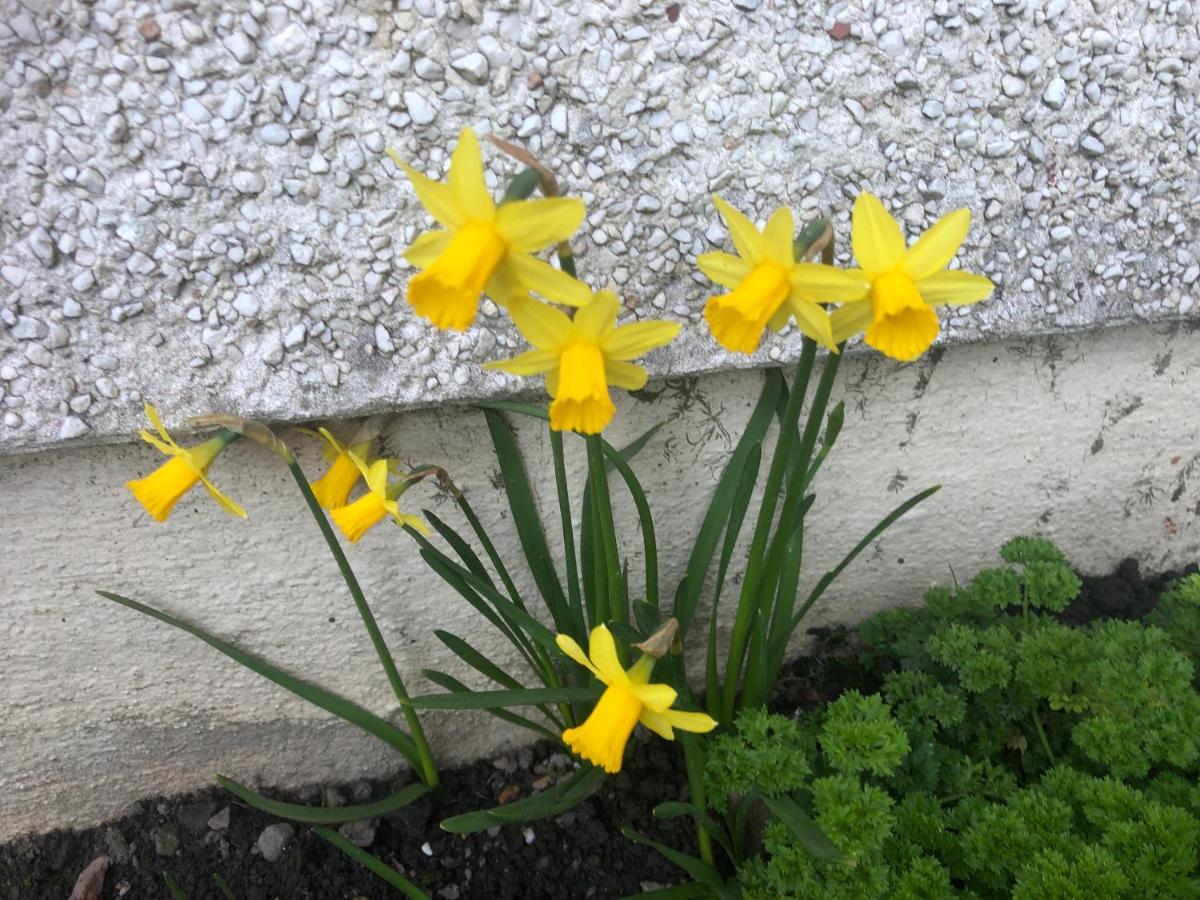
<box><xmin>2</xmin><ymin>320</ymin><xmax>1198</xmax><ymax>839</ymax></box>
<box><xmin>1</xmin><ymin>0</ymin><xmax>1198</xmax><ymax>451</ymax></box>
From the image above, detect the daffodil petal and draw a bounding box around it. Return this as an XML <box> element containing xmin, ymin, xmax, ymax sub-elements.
<box><xmin>904</xmin><ymin>208</ymin><xmax>971</xmax><ymax>280</ymax></box>
<box><xmin>830</xmin><ymin>300</ymin><xmax>874</xmax><ymax>344</ymax></box>
<box><xmin>365</xmin><ymin>458</ymin><xmax>390</xmax><ymax>498</ymax></box>
<box><xmin>447</xmin><ymin>128</ymin><xmax>493</xmax><ymax>222</ymax></box>
<box><xmin>398</xmin><ymin>161</ymin><xmax>464</xmax><ymax>230</ymax></box>
<box><xmin>639</xmin><ymin>707</ymin><xmax>718</xmax><ymax>740</ymax></box>
<box><xmin>197</xmin><ymin>472</ymin><xmax>248</xmax><ymax>519</ymax></box>
<box><xmin>485</xmin><ymin>349</ymin><xmax>560</xmax><ymax>376</ymax></box>
<box><xmin>852</xmin><ymin>193</ymin><xmax>906</xmax><ymax>275</ymax></box>
<box><xmin>143</xmin><ymin>404</ymin><xmax>182</xmax><ymax>452</ymax></box>
<box><xmin>917</xmin><ymin>269</ymin><xmax>994</xmax><ymax>307</ymax></box>
<box><xmin>495</xmin><ymin>197</ymin><xmax>586</xmax><ymax>253</ymax></box>
<box><xmin>503</xmin><ymin>253</ymin><xmax>591</xmax><ymax>307</ymax></box>
<box><xmin>404</xmin><ymin>230</ymin><xmax>452</xmax><ymax>268</ymax></box>
<box><xmin>397</xmin><ymin>512</ymin><xmax>431</xmax><ymax>535</ymax></box>
<box><xmin>507</xmin><ymin>295</ymin><xmax>574</xmax><ymax>349</ymax></box>
<box><xmin>696</xmin><ymin>251</ymin><xmax>751</xmax><ymax>290</ymax></box>
<box><xmin>713</xmin><ymin>195</ymin><xmax>765</xmax><ymax>264</ymax></box>
<box><xmin>546</xmin><ymin>370</ymin><xmax>559</xmax><ymax>398</ymax></box>
<box><xmin>604</xmin><ymin>359</ymin><xmax>648</xmax><ymax>391</ymax></box>
<box><xmin>767</xmin><ymin>305</ymin><xmax>791</xmax><ymax>332</ymax></box>
<box><xmin>138</xmin><ymin>428</ymin><xmax>180</xmax><ymax>458</ymax></box>
<box><xmin>790</xmin><ymin>263</ymin><xmax>872</xmax><ymax>304</ymax></box>
<box><xmin>587</xmin><ymin>625</ymin><xmax>628</xmax><ymax>686</ymax></box>
<box><xmin>557</xmin><ymin>633</ymin><xmax>603</xmax><ymax>680</ymax></box>
<box><xmin>602</xmin><ymin>321</ymin><xmax>681</xmax><ymax>361</ymax></box>
<box><xmin>631</xmin><ymin>682</ymin><xmax>677</xmax><ymax>714</ymax></box>
<box><xmin>762</xmin><ymin>206</ymin><xmax>795</xmax><ymax>267</ymax></box>
<box><xmin>786</xmin><ymin>297</ymin><xmax>837</xmax><ymax>350</ymax></box>
<box><xmin>573</xmin><ymin>290</ymin><xmax>619</xmax><ymax>342</ymax></box>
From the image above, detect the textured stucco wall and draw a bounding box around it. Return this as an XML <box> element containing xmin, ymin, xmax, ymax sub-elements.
<box><xmin>2</xmin><ymin>320</ymin><xmax>1198</xmax><ymax>840</ymax></box>
<box><xmin>0</xmin><ymin>0</ymin><xmax>1197</xmax><ymax>451</ymax></box>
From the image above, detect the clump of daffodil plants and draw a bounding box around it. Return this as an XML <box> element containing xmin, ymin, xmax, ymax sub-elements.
<box><xmin>103</xmin><ymin>126</ymin><xmax>994</xmax><ymax>896</ymax></box>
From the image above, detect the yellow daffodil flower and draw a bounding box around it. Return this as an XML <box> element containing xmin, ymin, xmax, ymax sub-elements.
<box><xmin>486</xmin><ymin>291</ymin><xmax>680</xmax><ymax>434</ymax></box>
<box><xmin>698</xmin><ymin>196</ymin><xmax>867</xmax><ymax>354</ymax></box>
<box><xmin>309</xmin><ymin>427</ymin><xmax>372</xmax><ymax>510</ymax></box>
<box><xmin>391</xmin><ymin>127</ymin><xmax>589</xmax><ymax>331</ymax></box>
<box><xmin>831</xmin><ymin>193</ymin><xmax>995</xmax><ymax>362</ymax></box>
<box><xmin>329</xmin><ymin>452</ymin><xmax>429</xmax><ymax>544</ymax></box>
<box><xmin>556</xmin><ymin>625</ymin><xmax>717</xmax><ymax>774</ymax></box>
<box><xmin>126</xmin><ymin>404</ymin><xmax>246</xmax><ymax>523</ymax></box>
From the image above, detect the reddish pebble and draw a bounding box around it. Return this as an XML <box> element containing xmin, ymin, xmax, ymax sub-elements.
<box><xmin>138</xmin><ymin>16</ymin><xmax>161</xmax><ymax>41</ymax></box>
<box><xmin>666</xmin><ymin>3</ymin><xmax>680</xmax><ymax>22</ymax></box>
<box><xmin>828</xmin><ymin>22</ymin><xmax>851</xmax><ymax>40</ymax></box>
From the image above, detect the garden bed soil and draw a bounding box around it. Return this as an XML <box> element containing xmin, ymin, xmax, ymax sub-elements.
<box><xmin>2</xmin><ymin>558</ymin><xmax>1192</xmax><ymax>900</ymax></box>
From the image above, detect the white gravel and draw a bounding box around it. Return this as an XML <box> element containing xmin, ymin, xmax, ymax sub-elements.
<box><xmin>0</xmin><ymin>0</ymin><xmax>1197</xmax><ymax>451</ymax></box>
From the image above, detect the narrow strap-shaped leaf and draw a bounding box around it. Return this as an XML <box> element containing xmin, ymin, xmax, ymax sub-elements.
<box><xmin>586</xmin><ymin>434</ymin><xmax>627</xmax><ymax>627</ymax></box>
<box><xmin>483</xmin><ymin>408</ymin><xmax>572</xmax><ymax>631</ymax></box>
<box><xmin>163</xmin><ymin>872</ymin><xmax>188</xmax><ymax>900</ymax></box>
<box><xmin>801</xmin><ymin>400</ymin><xmax>845</xmax><ymax>490</ymax></box>
<box><xmin>550</xmin><ymin>430</ymin><xmax>585</xmax><ymax>636</ymax></box>
<box><xmin>410</xmin><ymin>685</ymin><xmax>599</xmax><ymax>709</ymax></box>
<box><xmin>96</xmin><ymin>591</ymin><xmax>421</xmax><ymax>767</ymax></box>
<box><xmin>453</xmin><ymin>491</ymin><xmax>527</xmax><ymax>613</ymax></box>
<box><xmin>424</xmin><ymin>510</ymin><xmax>494</xmax><ymax>587</ymax></box>
<box><xmin>653</xmin><ymin>802</ymin><xmax>735</xmax><ymax>860</ymax></box>
<box><xmin>675</xmin><ymin>369</ymin><xmax>783</xmax><ymax>634</ymax></box>
<box><xmin>434</xmin><ymin>629</ymin><xmax>525</xmax><ymax>691</ymax></box>
<box><xmin>601</xmin><ymin>440</ymin><xmax>659</xmax><ymax>610</ymax></box>
<box><xmin>440</xmin><ymin>765</ymin><xmax>606</xmax><ymax>833</ymax></box>
<box><xmin>216</xmin><ymin>776</ymin><xmax>428</xmax><ymax>824</ymax></box>
<box><xmin>212</xmin><ymin>873</ymin><xmax>236</xmax><ymax>900</ymax></box>
<box><xmin>421</xmin><ymin>670</ymin><xmax>561</xmax><ymax>741</ymax></box>
<box><xmin>620</xmin><ymin>827</ymin><xmax>736</xmax><ymax>897</ymax></box>
<box><xmin>792</xmin><ymin>485</ymin><xmax>941</xmax><ymax>632</ymax></box>
<box><xmin>476</xmin><ymin>398</ymin><xmax>549</xmax><ymax>420</ymax></box>
<box><xmin>762</xmin><ymin>795</ymin><xmax>844</xmax><ymax>864</ymax></box>
<box><xmin>312</xmin><ymin>825</ymin><xmax>429</xmax><ymax>899</ymax></box>
<box><xmin>418</xmin><ymin>545</ymin><xmax>560</xmax><ymax>653</ymax></box>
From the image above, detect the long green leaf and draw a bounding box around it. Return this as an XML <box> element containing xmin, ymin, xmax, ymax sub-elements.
<box><xmin>96</xmin><ymin>591</ymin><xmax>421</xmax><ymax>766</ymax></box>
<box><xmin>620</xmin><ymin>884</ymin><xmax>710</xmax><ymax>900</ymax></box>
<box><xmin>410</xmin><ymin>685</ymin><xmax>599</xmax><ymax>709</ymax></box>
<box><xmin>163</xmin><ymin>872</ymin><xmax>188</xmax><ymax>900</ymax></box>
<box><xmin>790</xmin><ymin>485</ymin><xmax>941</xmax><ymax>633</ymax></box>
<box><xmin>483</xmin><ymin>408</ymin><xmax>572</xmax><ymax>632</ymax></box>
<box><xmin>212</xmin><ymin>873</ymin><xmax>236</xmax><ymax>900</ymax></box>
<box><xmin>550</xmin><ymin>430</ymin><xmax>585</xmax><ymax>636</ymax></box>
<box><xmin>422</xmin><ymin>670</ymin><xmax>560</xmax><ymax>741</ymax></box>
<box><xmin>216</xmin><ymin>776</ymin><xmax>428</xmax><ymax>824</ymax></box>
<box><xmin>312</xmin><ymin>825</ymin><xmax>429</xmax><ymax>899</ymax></box>
<box><xmin>620</xmin><ymin>827</ymin><xmax>735</xmax><ymax>897</ymax></box>
<box><xmin>434</xmin><ymin>629</ymin><xmax>524</xmax><ymax>691</ymax></box>
<box><xmin>440</xmin><ymin>765</ymin><xmax>606</xmax><ymax>833</ymax></box>
<box><xmin>762</xmin><ymin>795</ymin><xmax>844</xmax><ymax>863</ymax></box>
<box><xmin>424</xmin><ymin>510</ymin><xmax>494</xmax><ymax>586</ymax></box>
<box><xmin>675</xmin><ymin>369</ymin><xmax>783</xmax><ymax>634</ymax></box>
<box><xmin>601</xmin><ymin>440</ymin><xmax>659</xmax><ymax>610</ymax></box>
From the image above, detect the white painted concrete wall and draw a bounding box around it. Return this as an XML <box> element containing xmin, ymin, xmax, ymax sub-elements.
<box><xmin>2</xmin><ymin>321</ymin><xmax>1198</xmax><ymax>840</ymax></box>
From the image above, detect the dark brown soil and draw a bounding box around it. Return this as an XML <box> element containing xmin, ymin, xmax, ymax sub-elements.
<box><xmin>2</xmin><ymin>557</ymin><xmax>1192</xmax><ymax>899</ymax></box>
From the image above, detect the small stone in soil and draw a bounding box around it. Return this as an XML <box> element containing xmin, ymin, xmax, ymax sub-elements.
<box><xmin>257</xmin><ymin>823</ymin><xmax>294</xmax><ymax>863</ymax></box>
<box><xmin>207</xmin><ymin>806</ymin><xmax>230</xmax><ymax>831</ymax></box>
<box><xmin>338</xmin><ymin>820</ymin><xmax>376</xmax><ymax>847</ymax></box>
<box><xmin>153</xmin><ymin>824</ymin><xmax>179</xmax><ymax>857</ymax></box>
<box><xmin>177</xmin><ymin>800</ymin><xmax>218</xmax><ymax>832</ymax></box>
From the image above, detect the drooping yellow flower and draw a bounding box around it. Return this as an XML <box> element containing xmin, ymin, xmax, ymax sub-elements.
<box><xmin>557</xmin><ymin>625</ymin><xmax>717</xmax><ymax>774</ymax></box>
<box><xmin>698</xmin><ymin>196</ymin><xmax>868</xmax><ymax>354</ymax></box>
<box><xmin>830</xmin><ymin>193</ymin><xmax>995</xmax><ymax>362</ymax></box>
<box><xmin>391</xmin><ymin>127</ymin><xmax>589</xmax><ymax>331</ymax></box>
<box><xmin>126</xmin><ymin>404</ymin><xmax>246</xmax><ymax>523</ymax></box>
<box><xmin>329</xmin><ymin>453</ymin><xmax>429</xmax><ymax>544</ymax></box>
<box><xmin>485</xmin><ymin>291</ymin><xmax>680</xmax><ymax>434</ymax></box>
<box><xmin>309</xmin><ymin>427</ymin><xmax>372</xmax><ymax>510</ymax></box>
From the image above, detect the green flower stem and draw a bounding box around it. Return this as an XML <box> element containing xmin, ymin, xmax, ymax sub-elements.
<box><xmin>557</xmin><ymin>242</ymin><xmax>578</xmax><ymax>278</ymax></box>
<box><xmin>682</xmin><ymin>735</ymin><xmax>715</xmax><ymax>866</ymax></box>
<box><xmin>719</xmin><ymin>339</ymin><xmax>818</xmax><ymax>723</ymax></box>
<box><xmin>501</xmin><ymin>167</ymin><xmax>541</xmax><ymax>203</ymax></box>
<box><xmin>285</xmin><ymin>459</ymin><xmax>438</xmax><ymax>788</ymax></box>
<box><xmin>551</xmin><ymin>430</ymin><xmax>585</xmax><ymax>636</ymax></box>
<box><xmin>586</xmin><ymin>433</ymin><xmax>625</xmax><ymax>627</ymax></box>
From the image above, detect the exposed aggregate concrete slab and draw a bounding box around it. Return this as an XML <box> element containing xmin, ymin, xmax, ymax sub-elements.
<box><xmin>0</xmin><ymin>0</ymin><xmax>1197</xmax><ymax>452</ymax></box>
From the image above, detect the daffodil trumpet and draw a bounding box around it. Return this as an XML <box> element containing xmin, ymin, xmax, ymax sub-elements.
<box><xmin>831</xmin><ymin>192</ymin><xmax>995</xmax><ymax>361</ymax></box>
<box><xmin>486</xmin><ymin>290</ymin><xmax>680</xmax><ymax>434</ymax></box>
<box><xmin>393</xmin><ymin>127</ymin><xmax>589</xmax><ymax>331</ymax></box>
<box><xmin>557</xmin><ymin>625</ymin><xmax>716</xmax><ymax>774</ymax></box>
<box><xmin>125</xmin><ymin>404</ymin><xmax>247</xmax><ymax>523</ymax></box>
<box><xmin>308</xmin><ymin>427</ymin><xmax>374</xmax><ymax>511</ymax></box>
<box><xmin>328</xmin><ymin>452</ymin><xmax>429</xmax><ymax>544</ymax></box>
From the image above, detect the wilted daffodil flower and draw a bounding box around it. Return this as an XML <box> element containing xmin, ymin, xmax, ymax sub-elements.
<box><xmin>309</xmin><ymin>427</ymin><xmax>372</xmax><ymax>511</ymax></box>
<box><xmin>329</xmin><ymin>453</ymin><xmax>429</xmax><ymax>544</ymax></box>
<box><xmin>126</xmin><ymin>404</ymin><xmax>246</xmax><ymax>523</ymax></box>
<box><xmin>699</xmin><ymin>196</ymin><xmax>866</xmax><ymax>354</ymax></box>
<box><xmin>557</xmin><ymin>625</ymin><xmax>716</xmax><ymax>774</ymax></box>
<box><xmin>486</xmin><ymin>291</ymin><xmax>680</xmax><ymax>434</ymax></box>
<box><xmin>391</xmin><ymin>127</ymin><xmax>589</xmax><ymax>331</ymax></box>
<box><xmin>831</xmin><ymin>193</ymin><xmax>994</xmax><ymax>362</ymax></box>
